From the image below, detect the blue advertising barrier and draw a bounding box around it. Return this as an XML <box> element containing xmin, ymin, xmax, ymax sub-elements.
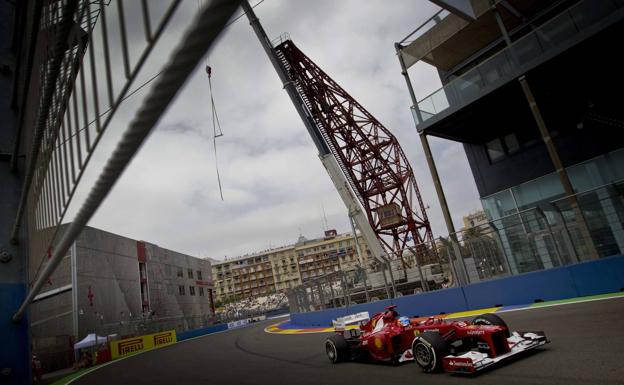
<box><xmin>177</xmin><ymin>315</ymin><xmax>272</xmax><ymax>341</ymax></box>
<box><xmin>289</xmin><ymin>255</ymin><xmax>624</xmax><ymax>327</ymax></box>
<box><xmin>177</xmin><ymin>323</ymin><xmax>227</xmax><ymax>341</ymax></box>
<box><xmin>0</xmin><ymin>284</ymin><xmax>30</xmax><ymax>385</ymax></box>
<box><xmin>462</xmin><ymin>266</ymin><xmax>577</xmax><ymax>309</ymax></box>
<box><xmin>290</xmin><ymin>287</ymin><xmax>469</xmax><ymax>326</ymax></box>
<box><xmin>265</xmin><ymin>306</ymin><xmax>289</xmax><ymax>318</ymax></box>
<box><xmin>567</xmin><ymin>255</ymin><xmax>624</xmax><ymax>296</ymax></box>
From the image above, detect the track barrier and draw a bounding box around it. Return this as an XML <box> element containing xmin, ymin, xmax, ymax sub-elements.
<box><xmin>289</xmin><ymin>255</ymin><xmax>624</xmax><ymax>327</ymax></box>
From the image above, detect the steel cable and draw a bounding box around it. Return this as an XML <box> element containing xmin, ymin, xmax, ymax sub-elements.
<box><xmin>207</xmin><ymin>67</ymin><xmax>225</xmax><ymax>200</ymax></box>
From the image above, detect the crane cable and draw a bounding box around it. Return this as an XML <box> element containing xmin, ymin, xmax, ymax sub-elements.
<box><xmin>206</xmin><ymin>65</ymin><xmax>224</xmax><ymax>200</ymax></box>
<box><xmin>198</xmin><ymin>0</ymin><xmax>224</xmax><ymax>201</ymax></box>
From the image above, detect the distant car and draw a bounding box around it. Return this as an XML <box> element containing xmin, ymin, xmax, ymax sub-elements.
<box><xmin>325</xmin><ymin>305</ymin><xmax>548</xmax><ymax>374</ymax></box>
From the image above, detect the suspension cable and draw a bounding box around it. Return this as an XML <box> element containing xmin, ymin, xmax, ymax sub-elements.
<box><xmin>206</xmin><ymin>65</ymin><xmax>225</xmax><ymax>200</ymax></box>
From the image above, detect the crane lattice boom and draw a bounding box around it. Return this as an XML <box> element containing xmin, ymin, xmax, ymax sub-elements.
<box><xmin>274</xmin><ymin>40</ymin><xmax>435</xmax><ymax>267</ymax></box>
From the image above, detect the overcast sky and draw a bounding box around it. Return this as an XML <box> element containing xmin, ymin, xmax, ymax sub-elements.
<box><xmin>66</xmin><ymin>0</ymin><xmax>482</xmax><ymax>261</ymax></box>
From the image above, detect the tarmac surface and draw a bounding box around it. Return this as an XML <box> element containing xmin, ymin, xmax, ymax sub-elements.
<box><xmin>75</xmin><ymin>297</ymin><xmax>624</xmax><ymax>385</ymax></box>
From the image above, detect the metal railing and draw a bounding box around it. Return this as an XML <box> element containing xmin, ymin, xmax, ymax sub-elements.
<box><xmin>286</xmin><ymin>253</ymin><xmax>454</xmax><ymax>314</ymax></box>
<box><xmin>16</xmin><ymin>0</ymin><xmax>183</xmax><ymax>290</ymax></box>
<box><xmin>411</xmin><ymin>0</ymin><xmax>624</xmax><ymax>124</ymax></box>
<box><xmin>12</xmin><ymin>0</ymin><xmax>241</xmax><ymax>321</ymax></box>
<box><xmin>287</xmin><ymin>181</ymin><xmax>624</xmax><ymax>313</ymax></box>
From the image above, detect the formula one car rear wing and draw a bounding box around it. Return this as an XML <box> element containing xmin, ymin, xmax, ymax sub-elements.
<box><xmin>332</xmin><ymin>312</ymin><xmax>370</xmax><ymax>332</ymax></box>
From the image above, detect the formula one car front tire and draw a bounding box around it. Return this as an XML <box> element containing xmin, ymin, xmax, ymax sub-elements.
<box><xmin>325</xmin><ymin>335</ymin><xmax>350</xmax><ymax>363</ymax></box>
<box><xmin>412</xmin><ymin>332</ymin><xmax>448</xmax><ymax>373</ymax></box>
<box><xmin>471</xmin><ymin>313</ymin><xmax>510</xmax><ymax>337</ymax></box>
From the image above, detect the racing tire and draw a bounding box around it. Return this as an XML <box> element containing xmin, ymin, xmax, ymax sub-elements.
<box><xmin>325</xmin><ymin>335</ymin><xmax>350</xmax><ymax>363</ymax></box>
<box><xmin>471</xmin><ymin>313</ymin><xmax>510</xmax><ymax>337</ymax></box>
<box><xmin>412</xmin><ymin>332</ymin><xmax>448</xmax><ymax>373</ymax></box>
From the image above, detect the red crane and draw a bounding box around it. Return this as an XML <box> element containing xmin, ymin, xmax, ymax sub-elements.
<box><xmin>274</xmin><ymin>40</ymin><xmax>435</xmax><ymax>268</ymax></box>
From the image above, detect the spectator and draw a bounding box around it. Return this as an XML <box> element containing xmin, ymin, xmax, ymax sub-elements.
<box><xmin>31</xmin><ymin>354</ymin><xmax>43</xmax><ymax>383</ymax></box>
<box><xmin>73</xmin><ymin>350</ymin><xmax>93</xmax><ymax>370</ymax></box>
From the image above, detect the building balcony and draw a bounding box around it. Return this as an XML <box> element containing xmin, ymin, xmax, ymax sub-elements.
<box><xmin>411</xmin><ymin>0</ymin><xmax>624</xmax><ymax>138</ymax></box>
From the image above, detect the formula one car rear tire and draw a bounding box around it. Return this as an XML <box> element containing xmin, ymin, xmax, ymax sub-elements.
<box><xmin>325</xmin><ymin>335</ymin><xmax>350</xmax><ymax>363</ymax></box>
<box><xmin>412</xmin><ymin>332</ymin><xmax>448</xmax><ymax>373</ymax></box>
<box><xmin>471</xmin><ymin>313</ymin><xmax>510</xmax><ymax>337</ymax></box>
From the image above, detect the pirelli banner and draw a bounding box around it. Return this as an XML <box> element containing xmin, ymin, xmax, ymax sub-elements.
<box><xmin>110</xmin><ymin>330</ymin><xmax>177</xmax><ymax>360</ymax></box>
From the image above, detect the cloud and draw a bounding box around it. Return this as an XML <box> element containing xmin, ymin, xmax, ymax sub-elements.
<box><xmin>64</xmin><ymin>0</ymin><xmax>481</xmax><ymax>260</ymax></box>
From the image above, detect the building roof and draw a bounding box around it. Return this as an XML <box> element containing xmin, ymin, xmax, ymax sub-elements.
<box><xmin>399</xmin><ymin>0</ymin><xmax>554</xmax><ymax>71</ymax></box>
<box><xmin>211</xmin><ymin>232</ymin><xmax>357</xmax><ymax>266</ymax></box>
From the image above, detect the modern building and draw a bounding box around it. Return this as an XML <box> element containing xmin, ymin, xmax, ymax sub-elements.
<box><xmin>211</xmin><ymin>230</ymin><xmax>371</xmax><ymax>304</ymax></box>
<box><xmin>398</xmin><ymin>0</ymin><xmax>624</xmax><ymax>276</ymax></box>
<box><xmin>29</xmin><ymin>226</ymin><xmax>214</xmax><ymax>371</ymax></box>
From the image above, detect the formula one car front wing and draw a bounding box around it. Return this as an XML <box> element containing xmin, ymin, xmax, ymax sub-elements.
<box><xmin>442</xmin><ymin>331</ymin><xmax>549</xmax><ymax>374</ymax></box>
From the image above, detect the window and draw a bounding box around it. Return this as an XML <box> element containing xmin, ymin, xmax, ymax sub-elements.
<box><xmin>486</xmin><ymin>138</ymin><xmax>505</xmax><ymax>162</ymax></box>
<box><xmin>179</xmin><ymin>285</ymin><xmax>185</xmax><ymax>295</ymax></box>
<box><xmin>197</xmin><ymin>270</ymin><xmax>203</xmax><ymax>280</ymax></box>
<box><xmin>199</xmin><ymin>287</ymin><xmax>204</xmax><ymax>296</ymax></box>
<box><xmin>177</xmin><ymin>267</ymin><xmax>183</xmax><ymax>278</ymax></box>
<box><xmin>165</xmin><ymin>264</ymin><xmax>172</xmax><ymax>277</ymax></box>
<box><xmin>504</xmin><ymin>134</ymin><xmax>520</xmax><ymax>154</ymax></box>
<box><xmin>189</xmin><ymin>286</ymin><xmax>196</xmax><ymax>296</ymax></box>
<box><xmin>167</xmin><ymin>285</ymin><xmax>174</xmax><ymax>295</ymax></box>
<box><xmin>188</xmin><ymin>269</ymin><xmax>194</xmax><ymax>279</ymax></box>
<box><xmin>512</xmin><ymin>173</ymin><xmax>564</xmax><ymax>211</ymax></box>
<box><xmin>481</xmin><ymin>189</ymin><xmax>517</xmax><ymax>220</ymax></box>
<box><xmin>486</xmin><ymin>133</ymin><xmax>520</xmax><ymax>162</ymax></box>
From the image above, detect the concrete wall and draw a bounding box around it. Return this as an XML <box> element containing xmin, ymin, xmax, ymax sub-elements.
<box><xmin>29</xmin><ymin>226</ymin><xmax>214</xmax><ymax>372</ymax></box>
<box><xmin>75</xmin><ymin>227</ymin><xmax>143</xmax><ymax>338</ymax></box>
<box><xmin>145</xmin><ymin>242</ymin><xmax>213</xmax><ymax>322</ymax></box>
<box><xmin>290</xmin><ymin>255</ymin><xmax>624</xmax><ymax>327</ymax></box>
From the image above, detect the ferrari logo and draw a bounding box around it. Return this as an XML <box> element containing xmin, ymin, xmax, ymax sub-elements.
<box><xmin>414</xmin><ymin>330</ymin><xmax>420</xmax><ymax>336</ymax></box>
<box><xmin>374</xmin><ymin>337</ymin><xmax>383</xmax><ymax>349</ymax></box>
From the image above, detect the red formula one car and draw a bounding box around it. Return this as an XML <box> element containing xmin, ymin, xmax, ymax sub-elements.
<box><xmin>325</xmin><ymin>305</ymin><xmax>548</xmax><ymax>374</ymax></box>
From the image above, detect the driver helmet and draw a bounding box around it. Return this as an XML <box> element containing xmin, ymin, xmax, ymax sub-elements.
<box><xmin>398</xmin><ymin>316</ymin><xmax>410</xmax><ymax>327</ymax></box>
<box><xmin>383</xmin><ymin>310</ymin><xmax>397</xmax><ymax>321</ymax></box>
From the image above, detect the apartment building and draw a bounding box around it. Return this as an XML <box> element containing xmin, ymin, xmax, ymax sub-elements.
<box><xmin>462</xmin><ymin>210</ymin><xmax>489</xmax><ymax>230</ymax></box>
<box><xmin>211</xmin><ymin>230</ymin><xmax>371</xmax><ymax>303</ymax></box>
<box><xmin>296</xmin><ymin>230</ymin><xmax>370</xmax><ymax>284</ymax></box>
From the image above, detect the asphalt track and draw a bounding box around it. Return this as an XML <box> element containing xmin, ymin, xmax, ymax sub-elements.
<box><xmin>75</xmin><ymin>297</ymin><xmax>624</xmax><ymax>385</ymax></box>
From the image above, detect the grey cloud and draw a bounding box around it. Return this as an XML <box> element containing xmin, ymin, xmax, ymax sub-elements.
<box><xmin>64</xmin><ymin>0</ymin><xmax>481</xmax><ymax>260</ymax></box>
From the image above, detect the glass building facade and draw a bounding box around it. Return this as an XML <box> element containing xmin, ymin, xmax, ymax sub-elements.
<box><xmin>481</xmin><ymin>148</ymin><xmax>624</xmax><ymax>274</ymax></box>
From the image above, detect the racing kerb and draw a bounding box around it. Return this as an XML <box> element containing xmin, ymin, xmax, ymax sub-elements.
<box><xmin>289</xmin><ymin>255</ymin><xmax>624</xmax><ymax>327</ymax></box>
